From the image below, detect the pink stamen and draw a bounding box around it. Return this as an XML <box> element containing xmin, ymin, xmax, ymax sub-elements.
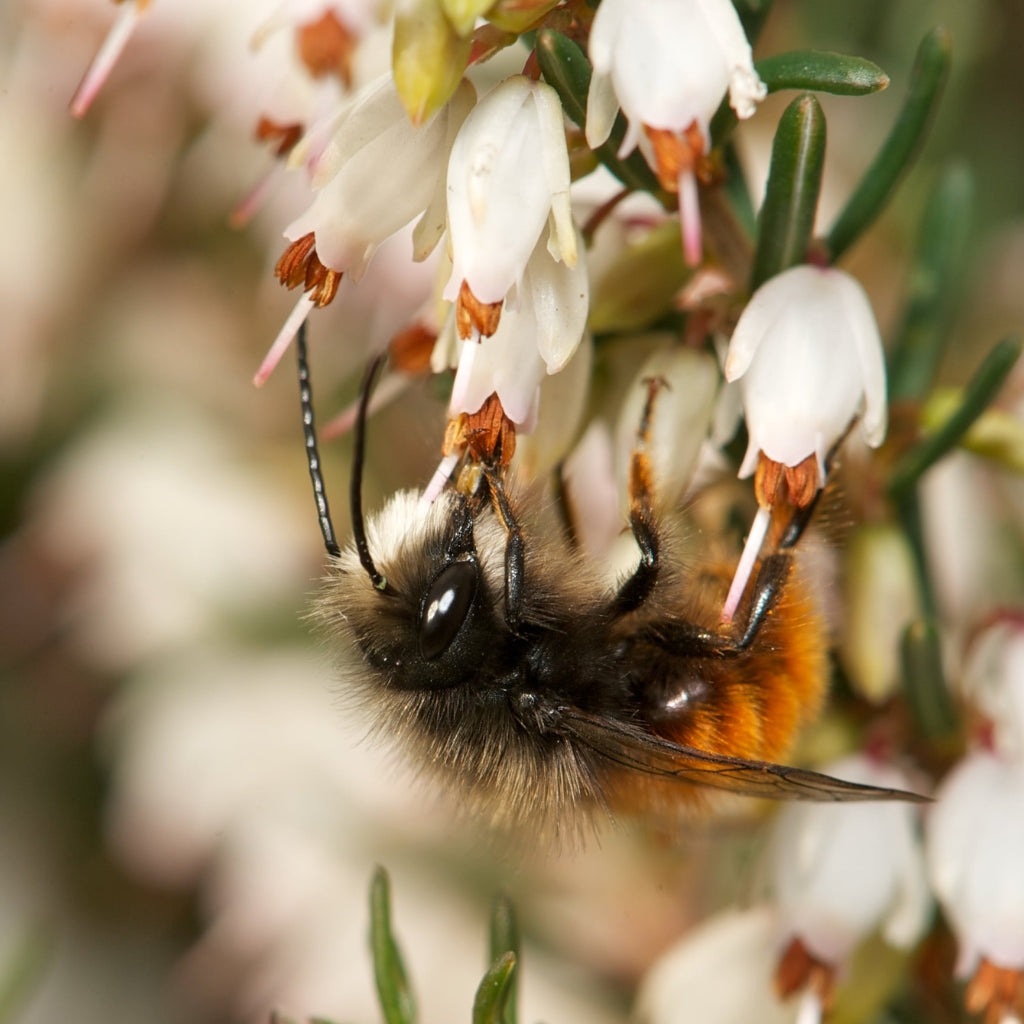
<box><xmin>253</xmin><ymin>293</ymin><xmax>316</xmax><ymax>387</ymax></box>
<box><xmin>721</xmin><ymin>504</ymin><xmax>771</xmax><ymax>623</ymax></box>
<box><xmin>421</xmin><ymin>452</ymin><xmax>460</xmax><ymax>505</ymax></box>
<box><xmin>796</xmin><ymin>989</ymin><xmax>824</xmax><ymax>1024</ymax></box>
<box><xmin>320</xmin><ymin>372</ymin><xmax>409</xmax><ymax>440</ymax></box>
<box><xmin>229</xmin><ymin>164</ymin><xmax>284</xmax><ymax>230</ymax></box>
<box><xmin>70</xmin><ymin>1</ymin><xmax>144</xmax><ymax>118</ymax></box>
<box><xmin>678</xmin><ymin>167</ymin><xmax>702</xmax><ymax>268</ymax></box>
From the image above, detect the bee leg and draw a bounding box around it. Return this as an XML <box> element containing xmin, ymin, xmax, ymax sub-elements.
<box><xmin>639</xmin><ymin>493</ymin><xmax>824</xmax><ymax>656</ymax></box>
<box><xmin>484</xmin><ymin>468</ymin><xmax>525</xmax><ymax>633</ymax></box>
<box><xmin>612</xmin><ymin>377</ymin><xmax>666</xmax><ymax>615</ymax></box>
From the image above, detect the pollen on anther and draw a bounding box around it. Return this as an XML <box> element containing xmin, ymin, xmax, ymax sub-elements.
<box><xmin>275</xmin><ymin>233</ymin><xmax>342</xmax><ymax>307</ymax></box>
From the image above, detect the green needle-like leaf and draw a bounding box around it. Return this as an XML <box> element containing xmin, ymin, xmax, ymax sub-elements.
<box><xmin>750</xmin><ymin>93</ymin><xmax>826</xmax><ymax>290</ymax></box>
<box><xmin>473</xmin><ymin>952</ymin><xmax>517</xmax><ymax>1024</ymax></box>
<box><xmin>488</xmin><ymin>896</ymin><xmax>519</xmax><ymax>1024</ymax></box>
<box><xmin>711</xmin><ymin>50</ymin><xmax>888</xmax><ymax>145</ymax></box>
<box><xmin>888</xmin><ymin>336</ymin><xmax>1023</xmax><ymax>500</ymax></box>
<box><xmin>370</xmin><ymin>868</ymin><xmax>417</xmax><ymax>1024</ymax></box>
<box><xmin>922</xmin><ymin>392</ymin><xmax>1024</xmax><ymax>474</ymax></box>
<box><xmin>901</xmin><ymin>619</ymin><xmax>958</xmax><ymax>741</ymax></box>
<box><xmin>888</xmin><ymin>162</ymin><xmax>974</xmax><ymax>402</ymax></box>
<box><xmin>535</xmin><ymin>29</ymin><xmax>662</xmax><ymax>195</ymax></box>
<box><xmin>827</xmin><ymin>27</ymin><xmax>951</xmax><ymax>262</ymax></box>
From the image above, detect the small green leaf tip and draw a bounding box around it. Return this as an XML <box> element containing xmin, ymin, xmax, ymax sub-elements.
<box><xmin>370</xmin><ymin>867</ymin><xmax>417</xmax><ymax>1024</ymax></box>
<box><xmin>473</xmin><ymin>952</ymin><xmax>517</xmax><ymax>1024</ymax></box>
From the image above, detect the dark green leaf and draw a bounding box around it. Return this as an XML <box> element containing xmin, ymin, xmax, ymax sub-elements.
<box><xmin>473</xmin><ymin>952</ymin><xmax>517</xmax><ymax>1024</ymax></box>
<box><xmin>370</xmin><ymin>867</ymin><xmax>417</xmax><ymax>1024</ymax></box>
<box><xmin>758</xmin><ymin>50</ymin><xmax>889</xmax><ymax>96</ymax></box>
<box><xmin>750</xmin><ymin>93</ymin><xmax>826</xmax><ymax>289</ymax></box>
<box><xmin>888</xmin><ymin>162</ymin><xmax>974</xmax><ymax>402</ymax></box>
<box><xmin>901</xmin><ymin>619</ymin><xmax>958</xmax><ymax>741</ymax></box>
<box><xmin>827</xmin><ymin>27</ymin><xmax>951</xmax><ymax>262</ymax></box>
<box><xmin>888</xmin><ymin>336</ymin><xmax>1023</xmax><ymax>499</ymax></box>
<box><xmin>535</xmin><ymin>29</ymin><xmax>662</xmax><ymax>195</ymax></box>
<box><xmin>488</xmin><ymin>896</ymin><xmax>519</xmax><ymax>1024</ymax></box>
<box><xmin>710</xmin><ymin>50</ymin><xmax>888</xmax><ymax>146</ymax></box>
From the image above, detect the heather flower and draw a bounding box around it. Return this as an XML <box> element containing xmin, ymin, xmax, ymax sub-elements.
<box><xmin>586</xmin><ymin>0</ymin><xmax>766</xmax><ymax>265</ymax></box>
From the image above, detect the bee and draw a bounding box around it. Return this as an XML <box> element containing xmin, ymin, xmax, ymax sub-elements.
<box><xmin>296</xmin><ymin>324</ymin><xmax>919</xmax><ymax>837</ymax></box>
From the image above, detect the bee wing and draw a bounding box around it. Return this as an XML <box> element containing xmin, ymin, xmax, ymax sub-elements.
<box><xmin>559</xmin><ymin>709</ymin><xmax>927</xmax><ymax>803</ymax></box>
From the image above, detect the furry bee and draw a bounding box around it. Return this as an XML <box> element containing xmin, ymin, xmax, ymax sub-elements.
<box><xmin>296</xmin><ymin>325</ymin><xmax>918</xmax><ymax>836</ymax></box>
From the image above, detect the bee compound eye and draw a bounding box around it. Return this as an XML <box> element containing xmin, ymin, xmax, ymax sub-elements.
<box><xmin>419</xmin><ymin>560</ymin><xmax>479</xmax><ymax>660</ymax></box>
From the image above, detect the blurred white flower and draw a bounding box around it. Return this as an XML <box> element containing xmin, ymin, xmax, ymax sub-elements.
<box><xmin>635</xmin><ymin>906</ymin><xmax>797</xmax><ymax>1024</ymax></box>
<box><xmin>104</xmin><ymin>648</ymin><xmax>625</xmax><ymax>1023</ymax></box>
<box><xmin>31</xmin><ymin>404</ymin><xmax>311</xmax><ymax>672</ymax></box>
<box><xmin>959</xmin><ymin>617</ymin><xmax>1024</xmax><ymax>759</ymax></box>
<box><xmin>927</xmin><ymin>750</ymin><xmax>1024</xmax><ymax>1024</ymax></box>
<box><xmin>586</xmin><ymin>0</ymin><xmax>765</xmax><ymax>265</ymax></box>
<box><xmin>444</xmin><ymin>75</ymin><xmax>576</xmax><ymax>307</ymax></box>
<box><xmin>840</xmin><ymin>524</ymin><xmax>922</xmax><ymax>704</ymax></box>
<box><xmin>769</xmin><ymin>755</ymin><xmax>930</xmax><ymax>1022</ymax></box>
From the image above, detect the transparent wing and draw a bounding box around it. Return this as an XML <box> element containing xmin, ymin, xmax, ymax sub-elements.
<box><xmin>560</xmin><ymin>709</ymin><xmax>927</xmax><ymax>803</ymax></box>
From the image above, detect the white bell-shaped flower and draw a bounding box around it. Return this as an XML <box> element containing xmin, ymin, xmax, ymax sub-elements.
<box><xmin>586</xmin><ymin>0</ymin><xmax>765</xmax><ymax>266</ymax></box>
<box><xmin>927</xmin><ymin>750</ymin><xmax>1024</xmax><ymax>1023</ymax></box>
<box><xmin>770</xmin><ymin>755</ymin><xmax>931</xmax><ymax>967</ymax></box>
<box><xmin>724</xmin><ymin>264</ymin><xmax>888</xmax><ymax>482</ymax></box>
<box><xmin>961</xmin><ymin>620</ymin><xmax>1024</xmax><ymax>760</ymax></box>
<box><xmin>635</xmin><ymin>906</ymin><xmax>798</xmax><ymax>1024</ymax></box>
<box><xmin>444</xmin><ymin>75</ymin><xmax>576</xmax><ymax>306</ymax></box>
<box><xmin>440</xmin><ymin>228</ymin><xmax>589</xmax><ymax>427</ymax></box>
<box><xmin>768</xmin><ymin>755</ymin><xmax>930</xmax><ymax>1024</ymax></box>
<box><xmin>288</xmin><ymin>73</ymin><xmax>476</xmax><ymax>278</ymax></box>
<box><xmin>587</xmin><ymin>0</ymin><xmax>764</xmax><ymax>154</ymax></box>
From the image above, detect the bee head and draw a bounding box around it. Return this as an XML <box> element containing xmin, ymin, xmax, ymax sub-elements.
<box><xmin>316</xmin><ymin>488</ymin><xmax>513</xmax><ymax>693</ymax></box>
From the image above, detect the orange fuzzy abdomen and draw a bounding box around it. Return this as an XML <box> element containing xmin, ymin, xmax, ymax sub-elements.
<box><xmin>606</xmin><ymin>558</ymin><xmax>829</xmax><ymax>816</ymax></box>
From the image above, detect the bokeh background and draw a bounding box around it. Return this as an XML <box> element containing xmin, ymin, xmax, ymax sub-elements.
<box><xmin>1</xmin><ymin>1</ymin><xmax>1023</xmax><ymax>1022</ymax></box>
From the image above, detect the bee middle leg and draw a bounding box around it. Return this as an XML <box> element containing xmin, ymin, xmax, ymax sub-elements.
<box><xmin>612</xmin><ymin>377</ymin><xmax>666</xmax><ymax>616</ymax></box>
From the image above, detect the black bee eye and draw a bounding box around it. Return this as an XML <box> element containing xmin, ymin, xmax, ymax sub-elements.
<box><xmin>419</xmin><ymin>560</ymin><xmax>478</xmax><ymax>660</ymax></box>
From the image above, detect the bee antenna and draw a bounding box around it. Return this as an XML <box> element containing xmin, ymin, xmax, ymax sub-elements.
<box><xmin>296</xmin><ymin>320</ymin><xmax>341</xmax><ymax>558</ymax></box>
<box><xmin>351</xmin><ymin>352</ymin><xmax>389</xmax><ymax>592</ymax></box>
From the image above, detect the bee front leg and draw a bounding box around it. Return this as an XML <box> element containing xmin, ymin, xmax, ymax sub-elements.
<box><xmin>612</xmin><ymin>377</ymin><xmax>666</xmax><ymax>616</ymax></box>
<box><xmin>484</xmin><ymin>468</ymin><xmax>526</xmax><ymax>634</ymax></box>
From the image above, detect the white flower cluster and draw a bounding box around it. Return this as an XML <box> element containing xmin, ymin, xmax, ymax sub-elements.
<box><xmin>73</xmin><ymin>0</ymin><xmax>892</xmax><ymax>509</ymax></box>
<box><xmin>64</xmin><ymin>4</ymin><xmax>1024</xmax><ymax>1024</ymax></box>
